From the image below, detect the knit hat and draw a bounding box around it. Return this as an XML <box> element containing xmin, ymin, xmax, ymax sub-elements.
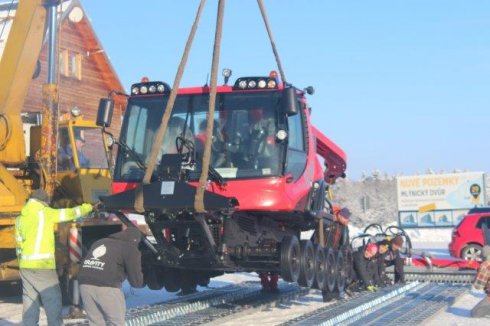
<box><xmin>338</xmin><ymin>207</ymin><xmax>351</xmax><ymax>219</ymax></box>
<box><xmin>391</xmin><ymin>235</ymin><xmax>404</xmax><ymax>247</ymax></box>
<box><xmin>482</xmin><ymin>245</ymin><xmax>490</xmax><ymax>260</ymax></box>
<box><xmin>30</xmin><ymin>189</ymin><xmax>49</xmax><ymax>204</ymax></box>
<box><xmin>378</xmin><ymin>239</ymin><xmax>391</xmax><ymax>248</ymax></box>
<box><xmin>365</xmin><ymin>243</ymin><xmax>378</xmax><ymax>256</ymax></box>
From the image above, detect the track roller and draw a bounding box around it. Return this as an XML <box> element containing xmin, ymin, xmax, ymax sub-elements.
<box><xmin>335</xmin><ymin>250</ymin><xmax>346</xmax><ymax>292</ymax></box>
<box><xmin>312</xmin><ymin>244</ymin><xmax>326</xmax><ymax>290</ymax></box>
<box><xmin>280</xmin><ymin>235</ymin><xmax>300</xmax><ymax>283</ymax></box>
<box><xmin>163</xmin><ymin>268</ymin><xmax>181</xmax><ymax>292</ymax></box>
<box><xmin>297</xmin><ymin>240</ymin><xmax>315</xmax><ymax>287</ymax></box>
<box><xmin>323</xmin><ymin>248</ymin><xmax>336</xmax><ymax>292</ymax></box>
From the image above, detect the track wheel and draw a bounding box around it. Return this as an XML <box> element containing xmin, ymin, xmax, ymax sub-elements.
<box><xmin>312</xmin><ymin>244</ymin><xmax>326</xmax><ymax>290</ymax></box>
<box><xmin>180</xmin><ymin>271</ymin><xmax>198</xmax><ymax>295</ymax></box>
<box><xmin>163</xmin><ymin>268</ymin><xmax>181</xmax><ymax>293</ymax></box>
<box><xmin>144</xmin><ymin>265</ymin><xmax>164</xmax><ymax>290</ymax></box>
<box><xmin>280</xmin><ymin>235</ymin><xmax>301</xmax><ymax>283</ymax></box>
<box><xmin>297</xmin><ymin>240</ymin><xmax>315</xmax><ymax>287</ymax></box>
<box><xmin>323</xmin><ymin>248</ymin><xmax>336</xmax><ymax>292</ymax></box>
<box><xmin>335</xmin><ymin>250</ymin><xmax>346</xmax><ymax>293</ymax></box>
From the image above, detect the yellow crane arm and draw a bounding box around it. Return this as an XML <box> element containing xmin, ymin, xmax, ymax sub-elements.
<box><xmin>0</xmin><ymin>0</ymin><xmax>47</xmax><ymax>164</ymax></box>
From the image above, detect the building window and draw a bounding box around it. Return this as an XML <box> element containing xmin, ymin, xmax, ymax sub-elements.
<box><xmin>59</xmin><ymin>49</ymin><xmax>82</xmax><ymax>80</ymax></box>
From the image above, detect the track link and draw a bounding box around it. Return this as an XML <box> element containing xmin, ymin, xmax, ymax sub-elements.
<box><xmin>281</xmin><ymin>282</ymin><xmax>421</xmax><ymax>326</ymax></box>
<box><xmin>148</xmin><ymin>282</ymin><xmax>307</xmax><ymax>325</ymax></box>
<box><xmin>386</xmin><ymin>266</ymin><xmax>477</xmax><ymax>284</ymax></box>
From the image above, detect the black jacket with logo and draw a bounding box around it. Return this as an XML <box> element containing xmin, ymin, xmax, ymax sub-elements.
<box><xmin>78</xmin><ymin>227</ymin><xmax>144</xmax><ymax>288</ymax></box>
<box><xmin>352</xmin><ymin>247</ymin><xmax>380</xmax><ymax>288</ymax></box>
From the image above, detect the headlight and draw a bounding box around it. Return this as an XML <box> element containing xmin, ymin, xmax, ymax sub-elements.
<box><xmin>238</xmin><ymin>80</ymin><xmax>247</xmax><ymax>89</ymax></box>
<box><xmin>276</xmin><ymin>129</ymin><xmax>287</xmax><ymax>141</ymax></box>
<box><xmin>140</xmin><ymin>85</ymin><xmax>148</xmax><ymax>94</ymax></box>
<box><xmin>222</xmin><ymin>68</ymin><xmax>232</xmax><ymax>78</ymax></box>
<box><xmin>149</xmin><ymin>85</ymin><xmax>156</xmax><ymax>93</ymax></box>
<box><xmin>131</xmin><ymin>87</ymin><xmax>139</xmax><ymax>95</ymax></box>
<box><xmin>267</xmin><ymin>80</ymin><xmax>276</xmax><ymax>88</ymax></box>
<box><xmin>258</xmin><ymin>79</ymin><xmax>266</xmax><ymax>88</ymax></box>
<box><xmin>71</xmin><ymin>107</ymin><xmax>81</xmax><ymax>117</ymax></box>
<box><xmin>157</xmin><ymin>84</ymin><xmax>165</xmax><ymax>92</ymax></box>
<box><xmin>248</xmin><ymin>80</ymin><xmax>257</xmax><ymax>88</ymax></box>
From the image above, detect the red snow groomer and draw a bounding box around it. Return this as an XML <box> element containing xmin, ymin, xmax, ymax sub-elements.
<box><xmin>96</xmin><ymin>71</ymin><xmax>352</xmax><ymax>294</ymax></box>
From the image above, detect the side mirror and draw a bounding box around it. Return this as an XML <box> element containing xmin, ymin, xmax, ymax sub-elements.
<box><xmin>282</xmin><ymin>87</ymin><xmax>299</xmax><ymax>116</ymax></box>
<box><xmin>96</xmin><ymin>98</ymin><xmax>114</xmax><ymax>127</ymax></box>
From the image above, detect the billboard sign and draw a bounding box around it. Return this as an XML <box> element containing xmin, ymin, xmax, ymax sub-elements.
<box><xmin>397</xmin><ymin>172</ymin><xmax>486</xmax><ymax>228</ymax></box>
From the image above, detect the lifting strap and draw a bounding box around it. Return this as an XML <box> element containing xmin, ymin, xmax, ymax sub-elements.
<box><xmin>194</xmin><ymin>0</ymin><xmax>226</xmax><ymax>213</ymax></box>
<box><xmin>257</xmin><ymin>0</ymin><xmax>287</xmax><ymax>84</ymax></box>
<box><xmin>135</xmin><ymin>0</ymin><xmax>288</xmax><ymax>213</ymax></box>
<box><xmin>135</xmin><ymin>0</ymin><xmax>207</xmax><ymax>213</ymax></box>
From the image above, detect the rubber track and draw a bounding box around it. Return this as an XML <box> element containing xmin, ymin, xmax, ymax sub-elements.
<box><xmin>386</xmin><ymin>270</ymin><xmax>476</xmax><ymax>284</ymax></box>
<box><xmin>148</xmin><ymin>282</ymin><xmax>307</xmax><ymax>325</ymax></box>
<box><xmin>280</xmin><ymin>282</ymin><xmax>421</xmax><ymax>326</ymax></box>
<box><xmin>348</xmin><ymin>283</ymin><xmax>468</xmax><ymax>325</ymax></box>
<box><xmin>124</xmin><ymin>283</ymin><xmax>259</xmax><ymax>325</ymax></box>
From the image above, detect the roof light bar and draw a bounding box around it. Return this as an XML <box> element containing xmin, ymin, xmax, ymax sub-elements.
<box><xmin>233</xmin><ymin>76</ymin><xmax>279</xmax><ymax>90</ymax></box>
<box><xmin>131</xmin><ymin>81</ymin><xmax>171</xmax><ymax>96</ymax></box>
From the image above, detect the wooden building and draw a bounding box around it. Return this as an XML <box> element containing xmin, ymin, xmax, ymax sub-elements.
<box><xmin>0</xmin><ymin>0</ymin><xmax>126</xmax><ymax>135</ymax></box>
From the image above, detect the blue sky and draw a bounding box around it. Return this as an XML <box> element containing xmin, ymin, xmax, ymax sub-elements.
<box><xmin>82</xmin><ymin>1</ymin><xmax>490</xmax><ymax>180</ymax></box>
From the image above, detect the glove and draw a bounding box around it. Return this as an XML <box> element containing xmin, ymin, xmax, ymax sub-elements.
<box><xmin>367</xmin><ymin>285</ymin><xmax>377</xmax><ymax>292</ymax></box>
<box><xmin>80</xmin><ymin>203</ymin><xmax>93</xmax><ymax>216</ymax></box>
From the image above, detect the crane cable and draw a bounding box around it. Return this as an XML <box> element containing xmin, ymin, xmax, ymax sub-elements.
<box><xmin>194</xmin><ymin>0</ymin><xmax>226</xmax><ymax>213</ymax></box>
<box><xmin>0</xmin><ymin>114</ymin><xmax>12</xmax><ymax>150</ymax></box>
<box><xmin>134</xmin><ymin>0</ymin><xmax>207</xmax><ymax>213</ymax></box>
<box><xmin>257</xmin><ymin>0</ymin><xmax>287</xmax><ymax>84</ymax></box>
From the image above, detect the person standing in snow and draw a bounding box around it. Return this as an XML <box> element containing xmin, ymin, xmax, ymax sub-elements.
<box><xmin>322</xmin><ymin>206</ymin><xmax>352</xmax><ymax>301</ymax></box>
<box><xmin>78</xmin><ymin>227</ymin><xmax>144</xmax><ymax>325</ymax></box>
<box><xmin>471</xmin><ymin>245</ymin><xmax>490</xmax><ymax>318</ymax></box>
<box><xmin>15</xmin><ymin>188</ymin><xmax>93</xmax><ymax>326</ymax></box>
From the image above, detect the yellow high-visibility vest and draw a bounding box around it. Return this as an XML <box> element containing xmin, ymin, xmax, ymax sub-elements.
<box><xmin>15</xmin><ymin>199</ymin><xmax>86</xmax><ymax>269</ymax></box>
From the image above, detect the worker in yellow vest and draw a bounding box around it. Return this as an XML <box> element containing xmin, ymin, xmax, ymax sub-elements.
<box><xmin>15</xmin><ymin>189</ymin><xmax>93</xmax><ymax>326</ymax></box>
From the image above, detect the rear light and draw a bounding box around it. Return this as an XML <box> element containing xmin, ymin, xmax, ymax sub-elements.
<box><xmin>164</xmin><ymin>227</ymin><xmax>171</xmax><ymax>241</ymax></box>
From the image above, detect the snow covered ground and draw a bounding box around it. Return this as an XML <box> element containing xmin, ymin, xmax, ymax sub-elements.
<box><xmin>1</xmin><ymin>237</ymin><xmax>488</xmax><ymax>325</ymax></box>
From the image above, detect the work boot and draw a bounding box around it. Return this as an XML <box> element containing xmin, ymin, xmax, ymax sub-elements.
<box><xmin>344</xmin><ymin>287</ymin><xmax>353</xmax><ymax>297</ymax></box>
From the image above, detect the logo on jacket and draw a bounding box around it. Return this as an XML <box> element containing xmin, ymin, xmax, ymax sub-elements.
<box><xmin>82</xmin><ymin>244</ymin><xmax>107</xmax><ymax>270</ymax></box>
<box><xmin>92</xmin><ymin>244</ymin><xmax>107</xmax><ymax>259</ymax></box>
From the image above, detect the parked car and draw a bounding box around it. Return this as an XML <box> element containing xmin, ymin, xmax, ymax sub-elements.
<box><xmin>449</xmin><ymin>207</ymin><xmax>490</xmax><ymax>260</ymax></box>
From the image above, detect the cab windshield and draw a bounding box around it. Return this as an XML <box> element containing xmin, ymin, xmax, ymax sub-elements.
<box><xmin>114</xmin><ymin>91</ymin><xmax>284</xmax><ymax>182</ymax></box>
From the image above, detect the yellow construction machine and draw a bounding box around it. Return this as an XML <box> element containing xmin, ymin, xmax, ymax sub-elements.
<box><xmin>0</xmin><ymin>0</ymin><xmax>120</xmax><ymax>302</ymax></box>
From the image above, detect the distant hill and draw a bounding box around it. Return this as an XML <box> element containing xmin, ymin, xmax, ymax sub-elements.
<box><xmin>331</xmin><ymin>177</ymin><xmax>397</xmax><ymax>227</ymax></box>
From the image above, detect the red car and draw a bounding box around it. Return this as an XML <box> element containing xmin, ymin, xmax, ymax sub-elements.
<box><xmin>449</xmin><ymin>207</ymin><xmax>490</xmax><ymax>260</ymax></box>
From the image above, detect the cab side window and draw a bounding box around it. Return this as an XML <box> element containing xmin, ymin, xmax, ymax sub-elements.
<box><xmin>285</xmin><ymin>102</ymin><xmax>306</xmax><ymax>180</ymax></box>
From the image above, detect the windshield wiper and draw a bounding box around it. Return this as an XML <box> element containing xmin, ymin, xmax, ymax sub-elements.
<box><xmin>208</xmin><ymin>165</ymin><xmax>226</xmax><ymax>186</ymax></box>
<box><xmin>116</xmin><ymin>139</ymin><xmax>146</xmax><ymax>170</ymax></box>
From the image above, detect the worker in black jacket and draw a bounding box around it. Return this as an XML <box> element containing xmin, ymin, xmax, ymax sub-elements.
<box><xmin>376</xmin><ymin>239</ymin><xmax>391</xmax><ymax>286</ymax></box>
<box><xmin>78</xmin><ymin>227</ymin><xmax>144</xmax><ymax>326</ymax></box>
<box><xmin>384</xmin><ymin>235</ymin><xmax>405</xmax><ymax>283</ymax></box>
<box><xmin>352</xmin><ymin>243</ymin><xmax>380</xmax><ymax>292</ymax></box>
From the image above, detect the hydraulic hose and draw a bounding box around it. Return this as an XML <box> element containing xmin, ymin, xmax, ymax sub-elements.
<box><xmin>0</xmin><ymin>114</ymin><xmax>12</xmax><ymax>150</ymax></box>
